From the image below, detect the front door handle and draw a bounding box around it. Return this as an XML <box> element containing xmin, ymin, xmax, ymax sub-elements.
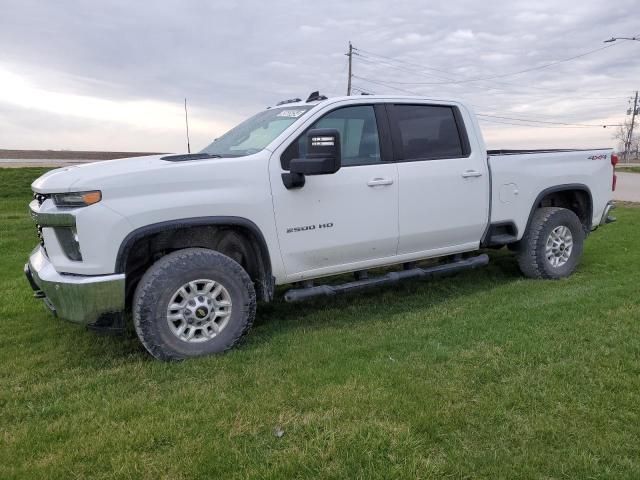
<box><xmin>367</xmin><ymin>177</ymin><xmax>394</xmax><ymax>187</ymax></box>
<box><xmin>461</xmin><ymin>170</ymin><xmax>483</xmax><ymax>178</ymax></box>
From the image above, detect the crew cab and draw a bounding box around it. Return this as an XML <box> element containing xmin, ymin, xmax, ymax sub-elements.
<box><xmin>25</xmin><ymin>93</ymin><xmax>618</xmax><ymax>360</ymax></box>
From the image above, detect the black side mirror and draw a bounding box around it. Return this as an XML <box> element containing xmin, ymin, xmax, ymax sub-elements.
<box><xmin>282</xmin><ymin>129</ymin><xmax>341</xmax><ymax>189</ymax></box>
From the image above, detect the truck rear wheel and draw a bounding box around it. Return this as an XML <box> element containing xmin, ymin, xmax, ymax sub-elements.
<box><xmin>133</xmin><ymin>248</ymin><xmax>256</xmax><ymax>360</ymax></box>
<box><xmin>516</xmin><ymin>207</ymin><xmax>584</xmax><ymax>279</ymax></box>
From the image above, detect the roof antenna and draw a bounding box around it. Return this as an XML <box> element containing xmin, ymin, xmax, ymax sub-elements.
<box><xmin>306</xmin><ymin>91</ymin><xmax>328</xmax><ymax>102</ymax></box>
<box><xmin>184</xmin><ymin>98</ymin><xmax>191</xmax><ymax>153</ymax></box>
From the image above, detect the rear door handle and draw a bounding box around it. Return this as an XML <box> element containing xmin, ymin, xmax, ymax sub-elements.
<box><xmin>461</xmin><ymin>170</ymin><xmax>483</xmax><ymax>178</ymax></box>
<box><xmin>367</xmin><ymin>177</ymin><xmax>394</xmax><ymax>187</ymax></box>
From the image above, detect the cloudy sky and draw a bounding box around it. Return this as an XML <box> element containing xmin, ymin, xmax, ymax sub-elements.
<box><xmin>0</xmin><ymin>0</ymin><xmax>638</xmax><ymax>152</ymax></box>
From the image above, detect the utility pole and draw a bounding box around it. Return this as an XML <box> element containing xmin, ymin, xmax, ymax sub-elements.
<box><xmin>625</xmin><ymin>91</ymin><xmax>638</xmax><ymax>162</ymax></box>
<box><xmin>346</xmin><ymin>41</ymin><xmax>353</xmax><ymax>96</ymax></box>
<box><xmin>184</xmin><ymin>97</ymin><xmax>191</xmax><ymax>154</ymax></box>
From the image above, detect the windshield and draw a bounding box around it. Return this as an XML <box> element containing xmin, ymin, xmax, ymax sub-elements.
<box><xmin>200</xmin><ymin>106</ymin><xmax>313</xmax><ymax>157</ymax></box>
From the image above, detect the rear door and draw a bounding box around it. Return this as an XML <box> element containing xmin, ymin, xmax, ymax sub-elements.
<box><xmin>387</xmin><ymin>103</ymin><xmax>489</xmax><ymax>255</ymax></box>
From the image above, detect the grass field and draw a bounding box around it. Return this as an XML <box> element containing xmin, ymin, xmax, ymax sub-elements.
<box><xmin>0</xmin><ymin>149</ymin><xmax>161</xmax><ymax>160</ymax></box>
<box><xmin>617</xmin><ymin>166</ymin><xmax>640</xmax><ymax>174</ymax></box>
<box><xmin>1</xmin><ymin>168</ymin><xmax>639</xmax><ymax>479</ymax></box>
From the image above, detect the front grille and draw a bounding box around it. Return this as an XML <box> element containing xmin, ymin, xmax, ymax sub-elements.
<box><xmin>36</xmin><ymin>224</ymin><xmax>45</xmax><ymax>247</ymax></box>
<box><xmin>32</xmin><ymin>191</ymin><xmax>50</xmax><ymax>253</ymax></box>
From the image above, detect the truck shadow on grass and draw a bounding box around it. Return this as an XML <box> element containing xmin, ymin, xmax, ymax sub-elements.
<box><xmin>76</xmin><ymin>249</ymin><xmax>523</xmax><ymax>363</ymax></box>
<box><xmin>252</xmin><ymin>250</ymin><xmax>520</xmax><ymax>336</ymax></box>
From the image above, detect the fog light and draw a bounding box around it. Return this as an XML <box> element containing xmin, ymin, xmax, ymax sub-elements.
<box><xmin>54</xmin><ymin>227</ymin><xmax>82</xmax><ymax>261</ymax></box>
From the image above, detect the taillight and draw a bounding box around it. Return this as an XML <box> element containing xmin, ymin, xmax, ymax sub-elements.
<box><xmin>611</xmin><ymin>154</ymin><xmax>619</xmax><ymax>166</ymax></box>
<box><xmin>612</xmin><ymin>174</ymin><xmax>617</xmax><ymax>191</ymax></box>
<box><xmin>611</xmin><ymin>154</ymin><xmax>618</xmax><ymax>191</ymax></box>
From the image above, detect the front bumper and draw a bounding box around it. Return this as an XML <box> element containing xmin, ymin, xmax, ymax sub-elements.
<box><xmin>25</xmin><ymin>247</ymin><xmax>125</xmax><ymax>325</ymax></box>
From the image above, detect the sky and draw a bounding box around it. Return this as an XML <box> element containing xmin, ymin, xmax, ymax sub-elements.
<box><xmin>0</xmin><ymin>0</ymin><xmax>639</xmax><ymax>152</ymax></box>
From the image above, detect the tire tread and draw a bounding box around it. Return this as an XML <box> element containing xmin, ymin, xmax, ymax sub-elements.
<box><xmin>516</xmin><ymin>207</ymin><xmax>583</xmax><ymax>280</ymax></box>
<box><xmin>133</xmin><ymin>248</ymin><xmax>256</xmax><ymax>360</ymax></box>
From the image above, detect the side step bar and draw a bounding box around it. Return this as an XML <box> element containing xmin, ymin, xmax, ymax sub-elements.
<box><xmin>283</xmin><ymin>254</ymin><xmax>489</xmax><ymax>303</ymax></box>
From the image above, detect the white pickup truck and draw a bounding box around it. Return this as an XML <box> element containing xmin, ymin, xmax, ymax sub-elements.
<box><xmin>25</xmin><ymin>92</ymin><xmax>618</xmax><ymax>360</ymax></box>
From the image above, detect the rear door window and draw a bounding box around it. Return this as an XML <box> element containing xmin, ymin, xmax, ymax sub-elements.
<box><xmin>390</xmin><ymin>105</ymin><xmax>468</xmax><ymax>161</ymax></box>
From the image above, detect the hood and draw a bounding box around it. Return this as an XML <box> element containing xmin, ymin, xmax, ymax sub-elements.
<box><xmin>30</xmin><ymin>152</ymin><xmax>267</xmax><ymax>201</ymax></box>
<box><xmin>31</xmin><ymin>154</ymin><xmax>172</xmax><ymax>193</ymax></box>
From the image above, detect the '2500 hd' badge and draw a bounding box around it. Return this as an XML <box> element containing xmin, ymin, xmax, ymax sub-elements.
<box><xmin>286</xmin><ymin>222</ymin><xmax>334</xmax><ymax>234</ymax></box>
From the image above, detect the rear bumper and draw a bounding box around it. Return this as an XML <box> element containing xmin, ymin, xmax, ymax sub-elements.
<box><xmin>599</xmin><ymin>201</ymin><xmax>616</xmax><ymax>226</ymax></box>
<box><xmin>25</xmin><ymin>247</ymin><xmax>125</xmax><ymax>325</ymax></box>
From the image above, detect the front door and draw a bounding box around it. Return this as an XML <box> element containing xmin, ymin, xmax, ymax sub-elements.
<box><xmin>270</xmin><ymin>104</ymin><xmax>399</xmax><ymax>280</ymax></box>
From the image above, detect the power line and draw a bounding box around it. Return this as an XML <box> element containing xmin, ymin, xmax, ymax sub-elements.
<box><xmin>354</xmin><ymin>52</ymin><xmax>454</xmax><ymax>82</ymax></box>
<box><xmin>352</xmin><ymin>42</ymin><xmax>632</xmax><ymax>126</ymax></box>
<box><xmin>477</xmin><ymin>118</ymin><xmax>607</xmax><ymax>129</ymax></box>
<box><xmin>354</xmin><ymin>51</ymin><xmax>554</xmax><ymax>94</ymax></box>
<box><xmin>353</xmin><ymin>66</ymin><xmax>628</xmax><ymax>102</ymax></box>
<box><xmin>352</xmin><ymin>74</ymin><xmax>620</xmax><ymax>128</ymax></box>
<box><xmin>354</xmin><ymin>73</ymin><xmax>562</xmax><ymax>101</ymax></box>
<box><xmin>471</xmin><ymin>105</ymin><xmax>619</xmax><ymax>121</ymax></box>
<box><xmin>354</xmin><ymin>40</ymin><xmax>638</xmax><ymax>95</ymax></box>
<box><xmin>476</xmin><ymin>113</ymin><xmax>620</xmax><ymax>128</ymax></box>
<box><xmin>356</xmin><ymin>42</ymin><xmax>623</xmax><ymax>85</ymax></box>
<box><xmin>351</xmin><ymin>43</ymin><xmax>627</xmax><ymax>129</ymax></box>
<box><xmin>352</xmin><ymin>74</ymin><xmax>423</xmax><ymax>95</ymax></box>
<box><xmin>351</xmin><ymin>85</ymin><xmax>376</xmax><ymax>95</ymax></box>
<box><xmin>354</xmin><ymin>47</ymin><xmax>456</xmax><ymax>77</ymax></box>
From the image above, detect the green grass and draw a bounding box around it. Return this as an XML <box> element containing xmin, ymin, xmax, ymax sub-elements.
<box><xmin>1</xmin><ymin>168</ymin><xmax>639</xmax><ymax>479</ymax></box>
<box><xmin>617</xmin><ymin>166</ymin><xmax>640</xmax><ymax>174</ymax></box>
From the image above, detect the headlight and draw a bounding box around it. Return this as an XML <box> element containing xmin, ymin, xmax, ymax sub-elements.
<box><xmin>52</xmin><ymin>191</ymin><xmax>102</xmax><ymax>207</ymax></box>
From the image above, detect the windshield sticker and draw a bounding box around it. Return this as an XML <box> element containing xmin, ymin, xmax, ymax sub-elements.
<box><xmin>277</xmin><ymin>109</ymin><xmax>307</xmax><ymax>118</ymax></box>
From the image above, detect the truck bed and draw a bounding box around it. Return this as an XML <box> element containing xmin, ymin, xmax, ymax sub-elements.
<box><xmin>487</xmin><ymin>148</ymin><xmax>614</xmax><ymax>240</ymax></box>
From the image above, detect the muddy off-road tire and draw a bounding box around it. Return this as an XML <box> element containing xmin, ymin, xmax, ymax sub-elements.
<box><xmin>133</xmin><ymin>248</ymin><xmax>256</xmax><ymax>361</ymax></box>
<box><xmin>516</xmin><ymin>207</ymin><xmax>585</xmax><ymax>280</ymax></box>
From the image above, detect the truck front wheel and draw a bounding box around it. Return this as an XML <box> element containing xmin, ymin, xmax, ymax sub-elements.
<box><xmin>133</xmin><ymin>248</ymin><xmax>256</xmax><ymax>360</ymax></box>
<box><xmin>516</xmin><ymin>207</ymin><xmax>585</xmax><ymax>279</ymax></box>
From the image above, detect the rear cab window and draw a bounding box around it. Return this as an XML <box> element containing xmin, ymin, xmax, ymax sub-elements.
<box><xmin>388</xmin><ymin>104</ymin><xmax>470</xmax><ymax>161</ymax></box>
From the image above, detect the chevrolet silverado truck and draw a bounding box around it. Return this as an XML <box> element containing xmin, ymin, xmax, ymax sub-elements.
<box><xmin>25</xmin><ymin>92</ymin><xmax>618</xmax><ymax>360</ymax></box>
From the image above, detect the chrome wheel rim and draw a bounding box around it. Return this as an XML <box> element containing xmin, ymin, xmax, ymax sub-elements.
<box><xmin>545</xmin><ymin>225</ymin><xmax>573</xmax><ymax>268</ymax></box>
<box><xmin>166</xmin><ymin>279</ymin><xmax>232</xmax><ymax>343</ymax></box>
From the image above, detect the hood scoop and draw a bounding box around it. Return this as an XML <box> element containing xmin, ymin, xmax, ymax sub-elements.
<box><xmin>161</xmin><ymin>153</ymin><xmax>219</xmax><ymax>162</ymax></box>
